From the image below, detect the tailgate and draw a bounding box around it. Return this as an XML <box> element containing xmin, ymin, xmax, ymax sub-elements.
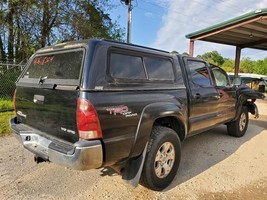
<box><xmin>15</xmin><ymin>48</ymin><xmax>85</xmax><ymax>143</ymax></box>
<box><xmin>16</xmin><ymin>85</ymin><xmax>79</xmax><ymax>143</ymax></box>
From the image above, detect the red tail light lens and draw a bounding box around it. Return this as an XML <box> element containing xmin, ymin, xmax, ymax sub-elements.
<box><xmin>13</xmin><ymin>89</ymin><xmax>17</xmax><ymax>113</ymax></box>
<box><xmin>76</xmin><ymin>98</ymin><xmax>102</xmax><ymax>140</ymax></box>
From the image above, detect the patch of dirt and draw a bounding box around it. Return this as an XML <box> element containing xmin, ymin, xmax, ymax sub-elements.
<box><xmin>200</xmin><ymin>178</ymin><xmax>267</xmax><ymax>200</ymax></box>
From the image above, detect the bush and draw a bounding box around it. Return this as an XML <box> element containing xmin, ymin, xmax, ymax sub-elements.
<box><xmin>0</xmin><ymin>99</ymin><xmax>14</xmax><ymax>112</ymax></box>
<box><xmin>0</xmin><ymin>99</ymin><xmax>14</xmax><ymax>136</ymax></box>
<box><xmin>0</xmin><ymin>111</ymin><xmax>14</xmax><ymax>136</ymax></box>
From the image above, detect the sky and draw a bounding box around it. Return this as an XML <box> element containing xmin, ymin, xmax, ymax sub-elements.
<box><xmin>109</xmin><ymin>0</ymin><xmax>267</xmax><ymax>60</ymax></box>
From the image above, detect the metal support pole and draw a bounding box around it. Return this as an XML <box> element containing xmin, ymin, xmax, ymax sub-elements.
<box><xmin>234</xmin><ymin>46</ymin><xmax>241</xmax><ymax>77</ymax></box>
<box><xmin>189</xmin><ymin>39</ymin><xmax>195</xmax><ymax>57</ymax></box>
<box><xmin>127</xmin><ymin>0</ymin><xmax>132</xmax><ymax>43</ymax></box>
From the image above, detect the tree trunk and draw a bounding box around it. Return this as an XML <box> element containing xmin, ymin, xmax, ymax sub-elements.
<box><xmin>0</xmin><ymin>36</ymin><xmax>6</xmax><ymax>62</ymax></box>
<box><xmin>7</xmin><ymin>0</ymin><xmax>14</xmax><ymax>62</ymax></box>
<box><xmin>15</xmin><ymin>12</ymin><xmax>21</xmax><ymax>62</ymax></box>
<box><xmin>40</xmin><ymin>0</ymin><xmax>49</xmax><ymax>47</ymax></box>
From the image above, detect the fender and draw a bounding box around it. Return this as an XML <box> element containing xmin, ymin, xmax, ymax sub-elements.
<box><xmin>233</xmin><ymin>85</ymin><xmax>265</xmax><ymax>121</ymax></box>
<box><xmin>130</xmin><ymin>102</ymin><xmax>187</xmax><ymax>158</ymax></box>
<box><xmin>121</xmin><ymin>102</ymin><xmax>187</xmax><ymax>186</ymax></box>
<box><xmin>236</xmin><ymin>85</ymin><xmax>265</xmax><ymax>100</ymax></box>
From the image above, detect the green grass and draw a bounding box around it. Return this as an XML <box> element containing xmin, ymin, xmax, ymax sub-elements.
<box><xmin>0</xmin><ymin>111</ymin><xmax>15</xmax><ymax>136</ymax></box>
<box><xmin>0</xmin><ymin>99</ymin><xmax>14</xmax><ymax>111</ymax></box>
<box><xmin>0</xmin><ymin>99</ymin><xmax>15</xmax><ymax>136</ymax></box>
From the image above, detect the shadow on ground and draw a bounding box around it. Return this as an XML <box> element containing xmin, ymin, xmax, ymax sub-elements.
<box><xmin>167</xmin><ymin>123</ymin><xmax>265</xmax><ymax>191</ymax></box>
<box><xmin>97</xmin><ymin>119</ymin><xmax>266</xmax><ymax>192</ymax></box>
<box><xmin>250</xmin><ymin>115</ymin><xmax>267</xmax><ymax>129</ymax></box>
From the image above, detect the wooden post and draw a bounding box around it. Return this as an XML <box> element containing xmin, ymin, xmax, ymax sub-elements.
<box><xmin>189</xmin><ymin>39</ymin><xmax>194</xmax><ymax>57</ymax></box>
<box><xmin>234</xmin><ymin>46</ymin><xmax>241</xmax><ymax>77</ymax></box>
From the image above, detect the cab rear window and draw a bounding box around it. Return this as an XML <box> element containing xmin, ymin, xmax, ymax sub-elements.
<box><xmin>22</xmin><ymin>49</ymin><xmax>84</xmax><ymax>82</ymax></box>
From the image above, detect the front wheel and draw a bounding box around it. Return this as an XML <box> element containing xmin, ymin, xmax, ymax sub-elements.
<box><xmin>227</xmin><ymin>106</ymin><xmax>249</xmax><ymax>137</ymax></box>
<box><xmin>140</xmin><ymin>126</ymin><xmax>181</xmax><ymax>191</ymax></box>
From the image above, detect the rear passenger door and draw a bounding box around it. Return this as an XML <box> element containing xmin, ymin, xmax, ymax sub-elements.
<box><xmin>184</xmin><ymin>58</ymin><xmax>221</xmax><ymax>135</ymax></box>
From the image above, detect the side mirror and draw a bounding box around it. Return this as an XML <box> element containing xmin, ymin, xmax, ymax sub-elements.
<box><xmin>232</xmin><ymin>77</ymin><xmax>241</xmax><ymax>86</ymax></box>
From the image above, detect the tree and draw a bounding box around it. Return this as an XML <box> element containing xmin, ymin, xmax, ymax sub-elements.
<box><xmin>221</xmin><ymin>59</ymin><xmax>235</xmax><ymax>72</ymax></box>
<box><xmin>197</xmin><ymin>51</ymin><xmax>224</xmax><ymax>66</ymax></box>
<box><xmin>239</xmin><ymin>57</ymin><xmax>255</xmax><ymax>73</ymax></box>
<box><xmin>0</xmin><ymin>7</ymin><xmax>5</xmax><ymax>61</ymax></box>
<box><xmin>39</xmin><ymin>0</ymin><xmax>60</xmax><ymax>47</ymax></box>
<box><xmin>170</xmin><ymin>50</ymin><xmax>179</xmax><ymax>55</ymax></box>
<box><xmin>254</xmin><ymin>58</ymin><xmax>267</xmax><ymax>75</ymax></box>
<box><xmin>7</xmin><ymin>0</ymin><xmax>15</xmax><ymax>61</ymax></box>
<box><xmin>0</xmin><ymin>0</ymin><xmax>125</xmax><ymax>63</ymax></box>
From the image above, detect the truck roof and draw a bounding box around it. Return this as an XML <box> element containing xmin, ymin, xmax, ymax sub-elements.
<box><xmin>35</xmin><ymin>39</ymin><xmax>171</xmax><ymax>55</ymax></box>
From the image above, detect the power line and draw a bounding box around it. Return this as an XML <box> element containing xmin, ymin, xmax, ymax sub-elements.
<box><xmin>136</xmin><ymin>1</ymin><xmax>216</xmax><ymax>29</ymax></box>
<box><xmin>140</xmin><ymin>0</ymin><xmax>246</xmax><ymax>26</ymax></box>
<box><xmin>139</xmin><ymin>0</ymin><xmax>219</xmax><ymax>28</ymax></box>
<box><xmin>210</xmin><ymin>0</ymin><xmax>243</xmax><ymax>13</ymax></box>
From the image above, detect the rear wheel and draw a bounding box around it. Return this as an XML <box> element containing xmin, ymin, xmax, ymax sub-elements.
<box><xmin>140</xmin><ymin>126</ymin><xmax>181</xmax><ymax>191</ymax></box>
<box><xmin>227</xmin><ymin>106</ymin><xmax>249</xmax><ymax>137</ymax></box>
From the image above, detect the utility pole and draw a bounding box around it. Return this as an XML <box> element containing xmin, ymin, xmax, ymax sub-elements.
<box><xmin>123</xmin><ymin>0</ymin><xmax>132</xmax><ymax>43</ymax></box>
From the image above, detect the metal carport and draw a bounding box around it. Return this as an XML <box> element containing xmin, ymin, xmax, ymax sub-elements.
<box><xmin>186</xmin><ymin>8</ymin><xmax>267</xmax><ymax>77</ymax></box>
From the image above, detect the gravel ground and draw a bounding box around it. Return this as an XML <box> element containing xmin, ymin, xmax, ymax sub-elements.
<box><xmin>0</xmin><ymin>98</ymin><xmax>267</xmax><ymax>200</ymax></box>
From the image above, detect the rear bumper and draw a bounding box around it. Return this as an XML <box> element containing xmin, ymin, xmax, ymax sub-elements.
<box><xmin>10</xmin><ymin>117</ymin><xmax>103</xmax><ymax>170</ymax></box>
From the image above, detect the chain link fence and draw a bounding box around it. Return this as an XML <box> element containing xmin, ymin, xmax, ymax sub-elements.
<box><xmin>0</xmin><ymin>63</ymin><xmax>25</xmax><ymax>100</ymax></box>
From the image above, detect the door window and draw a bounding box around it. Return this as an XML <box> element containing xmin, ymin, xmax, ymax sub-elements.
<box><xmin>187</xmin><ymin>61</ymin><xmax>212</xmax><ymax>87</ymax></box>
<box><xmin>212</xmin><ymin>67</ymin><xmax>231</xmax><ymax>87</ymax></box>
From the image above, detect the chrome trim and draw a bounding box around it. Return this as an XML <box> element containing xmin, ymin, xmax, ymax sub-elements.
<box><xmin>10</xmin><ymin>118</ymin><xmax>103</xmax><ymax>170</ymax></box>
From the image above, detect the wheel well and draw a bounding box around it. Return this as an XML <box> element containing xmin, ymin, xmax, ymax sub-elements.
<box><xmin>154</xmin><ymin>117</ymin><xmax>186</xmax><ymax>141</ymax></box>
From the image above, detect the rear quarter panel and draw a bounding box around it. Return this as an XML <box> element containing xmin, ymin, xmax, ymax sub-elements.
<box><xmin>87</xmin><ymin>90</ymin><xmax>187</xmax><ymax>166</ymax></box>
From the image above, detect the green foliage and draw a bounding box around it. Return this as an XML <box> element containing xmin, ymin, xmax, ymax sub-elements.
<box><xmin>239</xmin><ymin>57</ymin><xmax>255</xmax><ymax>73</ymax></box>
<box><xmin>197</xmin><ymin>51</ymin><xmax>224</xmax><ymax>66</ymax></box>
<box><xmin>62</xmin><ymin>0</ymin><xmax>125</xmax><ymax>42</ymax></box>
<box><xmin>221</xmin><ymin>59</ymin><xmax>235</xmax><ymax>72</ymax></box>
<box><xmin>170</xmin><ymin>50</ymin><xmax>179</xmax><ymax>55</ymax></box>
<box><xmin>254</xmin><ymin>58</ymin><xmax>267</xmax><ymax>75</ymax></box>
<box><xmin>198</xmin><ymin>51</ymin><xmax>267</xmax><ymax>75</ymax></box>
<box><xmin>0</xmin><ymin>111</ymin><xmax>14</xmax><ymax>136</ymax></box>
<box><xmin>0</xmin><ymin>99</ymin><xmax>14</xmax><ymax>136</ymax></box>
<box><xmin>0</xmin><ymin>99</ymin><xmax>14</xmax><ymax>111</ymax></box>
<box><xmin>0</xmin><ymin>0</ymin><xmax>125</xmax><ymax>62</ymax></box>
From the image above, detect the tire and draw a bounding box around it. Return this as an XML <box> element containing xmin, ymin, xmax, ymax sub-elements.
<box><xmin>227</xmin><ymin>106</ymin><xmax>249</xmax><ymax>137</ymax></box>
<box><xmin>140</xmin><ymin>126</ymin><xmax>181</xmax><ymax>191</ymax></box>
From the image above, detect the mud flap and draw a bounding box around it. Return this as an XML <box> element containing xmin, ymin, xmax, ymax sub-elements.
<box><xmin>252</xmin><ymin>103</ymin><xmax>259</xmax><ymax>119</ymax></box>
<box><xmin>122</xmin><ymin>142</ymin><xmax>148</xmax><ymax>187</ymax></box>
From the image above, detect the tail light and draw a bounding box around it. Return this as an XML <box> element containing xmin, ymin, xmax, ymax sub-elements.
<box><xmin>76</xmin><ymin>98</ymin><xmax>102</xmax><ymax>140</ymax></box>
<box><xmin>13</xmin><ymin>89</ymin><xmax>17</xmax><ymax>113</ymax></box>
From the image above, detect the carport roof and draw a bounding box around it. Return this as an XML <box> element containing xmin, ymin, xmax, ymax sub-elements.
<box><xmin>186</xmin><ymin>8</ymin><xmax>267</xmax><ymax>51</ymax></box>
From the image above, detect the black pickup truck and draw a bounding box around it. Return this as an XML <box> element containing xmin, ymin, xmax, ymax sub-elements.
<box><xmin>10</xmin><ymin>39</ymin><xmax>265</xmax><ymax>191</ymax></box>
